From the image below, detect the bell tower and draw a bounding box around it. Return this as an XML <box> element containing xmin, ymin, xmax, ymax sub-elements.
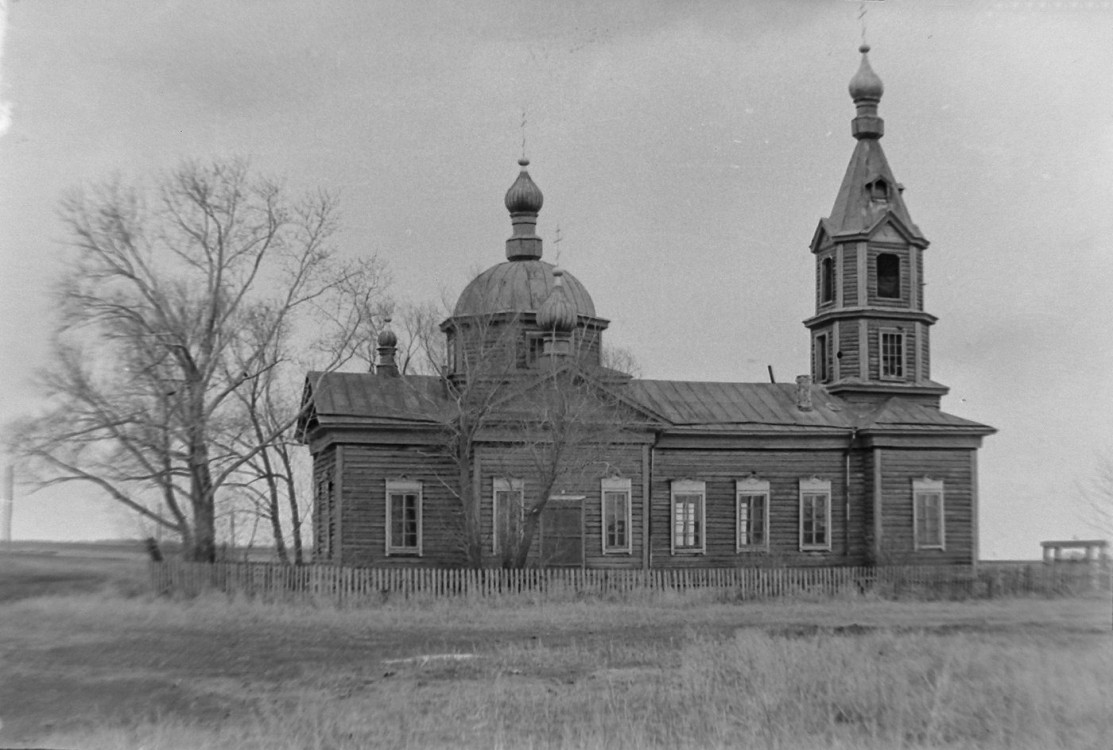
<box><xmin>804</xmin><ymin>45</ymin><xmax>947</xmax><ymax>407</ymax></box>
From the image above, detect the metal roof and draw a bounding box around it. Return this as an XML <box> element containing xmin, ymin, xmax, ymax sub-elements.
<box><xmin>626</xmin><ymin>380</ymin><xmax>852</xmax><ymax>430</ymax></box>
<box><xmin>822</xmin><ymin>138</ymin><xmax>925</xmax><ymax>242</ymax></box>
<box><xmin>302</xmin><ymin>372</ymin><xmax>992</xmax><ymax>436</ymax></box>
<box><xmin>305</xmin><ymin>372</ymin><xmax>446</xmax><ymax>423</ymax></box>
<box><xmin>452</xmin><ymin>260</ymin><xmax>596</xmax><ymax>318</ymax></box>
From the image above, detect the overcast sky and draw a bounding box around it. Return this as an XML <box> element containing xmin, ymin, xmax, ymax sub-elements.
<box><xmin>1</xmin><ymin>1</ymin><xmax>1111</xmax><ymax>559</ymax></box>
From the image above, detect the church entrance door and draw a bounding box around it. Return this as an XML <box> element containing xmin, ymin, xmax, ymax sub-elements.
<box><xmin>539</xmin><ymin>496</ymin><xmax>584</xmax><ymax>568</ymax></box>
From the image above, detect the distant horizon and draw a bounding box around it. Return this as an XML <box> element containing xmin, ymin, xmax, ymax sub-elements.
<box><xmin>3</xmin><ymin>2</ymin><xmax>1111</xmax><ymax>559</ymax></box>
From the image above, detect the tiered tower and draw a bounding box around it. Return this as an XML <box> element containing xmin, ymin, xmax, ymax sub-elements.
<box><xmin>804</xmin><ymin>45</ymin><xmax>947</xmax><ymax>407</ymax></box>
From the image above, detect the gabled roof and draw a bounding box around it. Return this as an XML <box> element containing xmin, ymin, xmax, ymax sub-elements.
<box><xmin>302</xmin><ymin>371</ymin><xmax>447</xmax><ymax>427</ymax></box>
<box><xmin>821</xmin><ymin>138</ymin><xmax>925</xmax><ymax>242</ymax></box>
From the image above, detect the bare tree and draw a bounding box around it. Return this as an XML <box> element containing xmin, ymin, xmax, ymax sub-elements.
<box><xmin>6</xmin><ymin>159</ymin><xmax>385</xmax><ymax>561</ymax></box>
<box><xmin>384</xmin><ymin>302</ymin><xmax>644</xmax><ymax>568</ymax></box>
<box><xmin>489</xmin><ymin>362</ymin><xmax>644</xmax><ymax>567</ymax></box>
<box><xmin>1080</xmin><ymin>453</ymin><xmax>1113</xmax><ymax>538</ymax></box>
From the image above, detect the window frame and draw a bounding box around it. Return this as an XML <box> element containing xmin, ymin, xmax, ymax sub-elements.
<box><xmin>799</xmin><ymin>478</ymin><xmax>832</xmax><ymax>552</ymax></box>
<box><xmin>601</xmin><ymin>477</ymin><xmax>633</xmax><ymax>555</ymax></box>
<box><xmin>913</xmin><ymin>478</ymin><xmax>946</xmax><ymax>551</ymax></box>
<box><xmin>492</xmin><ymin>477</ymin><xmax>525</xmax><ymax>556</ymax></box>
<box><xmin>879</xmin><ymin>328</ymin><xmax>905</xmax><ymax>380</ymax></box>
<box><xmin>385</xmin><ymin>479</ymin><xmax>423</xmax><ymax>556</ymax></box>
<box><xmin>815</xmin><ymin>331</ymin><xmax>832</xmax><ymax>383</ymax></box>
<box><xmin>670</xmin><ymin>479</ymin><xmax>706</xmax><ymax>555</ymax></box>
<box><xmin>736</xmin><ymin>478</ymin><xmax>770</xmax><ymax>552</ymax></box>
<box><xmin>820</xmin><ymin>256</ymin><xmax>835</xmax><ymax>305</ymax></box>
<box><xmin>876</xmin><ymin>252</ymin><xmax>901</xmax><ymax>300</ymax></box>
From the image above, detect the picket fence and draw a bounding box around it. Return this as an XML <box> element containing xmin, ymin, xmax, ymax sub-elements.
<box><xmin>148</xmin><ymin>560</ymin><xmax>1108</xmax><ymax>605</ymax></box>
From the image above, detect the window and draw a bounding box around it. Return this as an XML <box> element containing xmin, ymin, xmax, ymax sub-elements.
<box><xmin>601</xmin><ymin>477</ymin><xmax>632</xmax><ymax>554</ymax></box>
<box><xmin>880</xmin><ymin>330</ymin><xmax>904</xmax><ymax>379</ymax></box>
<box><xmin>493</xmin><ymin>478</ymin><xmax>525</xmax><ymax>555</ymax></box>
<box><xmin>671</xmin><ymin>480</ymin><xmax>705</xmax><ymax>554</ymax></box>
<box><xmin>867</xmin><ymin>178</ymin><xmax>889</xmax><ymax>202</ymax></box>
<box><xmin>876</xmin><ymin>253</ymin><xmax>900</xmax><ymax>299</ymax></box>
<box><xmin>913</xmin><ymin>479</ymin><xmax>945</xmax><ymax>550</ymax></box>
<box><xmin>815</xmin><ymin>331</ymin><xmax>832</xmax><ymax>383</ymax></box>
<box><xmin>385</xmin><ymin>480</ymin><xmax>422</xmax><ymax>555</ymax></box>
<box><xmin>736</xmin><ymin>478</ymin><xmax>769</xmax><ymax>551</ymax></box>
<box><xmin>799</xmin><ymin>478</ymin><xmax>831</xmax><ymax>551</ymax></box>
<box><xmin>820</xmin><ymin>257</ymin><xmax>835</xmax><ymax>304</ymax></box>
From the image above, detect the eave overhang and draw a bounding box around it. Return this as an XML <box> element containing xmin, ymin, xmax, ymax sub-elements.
<box><xmin>804</xmin><ymin>307</ymin><xmax>938</xmax><ymax>329</ymax></box>
<box><xmin>827</xmin><ymin>380</ymin><xmax>951</xmax><ymax>398</ymax></box>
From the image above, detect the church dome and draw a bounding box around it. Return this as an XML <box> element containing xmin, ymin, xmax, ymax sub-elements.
<box><xmin>536</xmin><ymin>267</ymin><xmax>578</xmax><ymax>332</ymax></box>
<box><xmin>505</xmin><ymin>158</ymin><xmax>544</xmax><ymax>214</ymax></box>
<box><xmin>849</xmin><ymin>44</ymin><xmax>884</xmax><ymax>102</ymax></box>
<box><xmin>453</xmin><ymin>259</ymin><xmax>596</xmax><ymax>318</ymax></box>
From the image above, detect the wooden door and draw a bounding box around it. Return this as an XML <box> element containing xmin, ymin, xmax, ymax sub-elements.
<box><xmin>539</xmin><ymin>496</ymin><xmax>584</xmax><ymax>568</ymax></box>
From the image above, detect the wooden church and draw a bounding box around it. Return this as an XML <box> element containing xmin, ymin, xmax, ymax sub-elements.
<box><xmin>298</xmin><ymin>45</ymin><xmax>994</xmax><ymax>569</ymax></box>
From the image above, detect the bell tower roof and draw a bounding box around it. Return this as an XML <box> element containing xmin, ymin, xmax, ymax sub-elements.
<box><xmin>819</xmin><ymin>45</ymin><xmax>924</xmax><ymax>244</ymax></box>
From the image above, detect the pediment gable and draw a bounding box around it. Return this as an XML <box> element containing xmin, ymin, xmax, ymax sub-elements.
<box><xmin>488</xmin><ymin>364</ymin><xmax>667</xmax><ymax>428</ymax></box>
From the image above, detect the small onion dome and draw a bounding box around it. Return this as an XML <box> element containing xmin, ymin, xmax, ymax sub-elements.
<box><xmin>504</xmin><ymin>158</ymin><xmax>544</xmax><ymax>214</ymax></box>
<box><xmin>536</xmin><ymin>267</ymin><xmax>577</xmax><ymax>333</ymax></box>
<box><xmin>377</xmin><ymin>316</ymin><xmax>397</xmax><ymax>348</ymax></box>
<box><xmin>848</xmin><ymin>44</ymin><xmax>884</xmax><ymax>102</ymax></box>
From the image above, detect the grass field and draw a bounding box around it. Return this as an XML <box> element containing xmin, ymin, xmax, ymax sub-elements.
<box><xmin>1</xmin><ymin>546</ymin><xmax>1110</xmax><ymax>749</ymax></box>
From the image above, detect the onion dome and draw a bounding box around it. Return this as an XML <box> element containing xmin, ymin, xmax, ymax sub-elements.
<box><xmin>849</xmin><ymin>44</ymin><xmax>884</xmax><ymax>102</ymax></box>
<box><xmin>377</xmin><ymin>316</ymin><xmax>398</xmax><ymax>348</ymax></box>
<box><xmin>504</xmin><ymin>158</ymin><xmax>544</xmax><ymax>214</ymax></box>
<box><xmin>536</xmin><ymin>267</ymin><xmax>578</xmax><ymax>333</ymax></box>
<box><xmin>504</xmin><ymin>158</ymin><xmax>544</xmax><ymax>261</ymax></box>
<box><xmin>849</xmin><ymin>44</ymin><xmax>885</xmax><ymax>140</ymax></box>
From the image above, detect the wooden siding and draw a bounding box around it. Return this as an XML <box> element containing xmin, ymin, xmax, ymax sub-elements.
<box><xmin>876</xmin><ymin>448</ymin><xmax>976</xmax><ymax>565</ymax></box>
<box><xmin>650</xmin><ymin>448</ymin><xmax>870</xmax><ymax>568</ymax></box>
<box><xmin>920</xmin><ymin>324</ymin><xmax>931</xmax><ymax>380</ymax></box>
<box><xmin>916</xmin><ymin>250</ymin><xmax>925</xmax><ymax>310</ymax></box>
<box><xmin>339</xmin><ymin>445</ymin><xmax>466</xmax><ymax>568</ymax></box>
<box><xmin>838</xmin><ymin>320</ymin><xmax>860</xmax><ymax>381</ymax></box>
<box><xmin>311</xmin><ymin>446</ymin><xmax>338</xmax><ymax>563</ymax></box>
<box><xmin>842</xmin><ymin>245</ymin><xmax>858</xmax><ymax>308</ymax></box>
<box><xmin>475</xmin><ymin>442</ymin><xmax>646</xmax><ymax>569</ymax></box>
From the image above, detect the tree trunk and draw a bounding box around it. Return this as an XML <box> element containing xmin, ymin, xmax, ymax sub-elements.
<box><xmin>512</xmin><ymin>508</ymin><xmax>542</xmax><ymax>568</ymax></box>
<box><xmin>188</xmin><ymin>419</ymin><xmax>218</xmax><ymax>562</ymax></box>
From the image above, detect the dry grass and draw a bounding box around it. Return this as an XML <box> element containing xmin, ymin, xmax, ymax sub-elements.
<box><xmin>2</xmin><ymin>551</ymin><xmax>1110</xmax><ymax>749</ymax></box>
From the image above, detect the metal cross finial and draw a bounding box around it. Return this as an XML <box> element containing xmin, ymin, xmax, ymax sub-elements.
<box><xmin>520</xmin><ymin>108</ymin><xmax>528</xmax><ymax>161</ymax></box>
<box><xmin>858</xmin><ymin>1</ymin><xmax>868</xmax><ymax>47</ymax></box>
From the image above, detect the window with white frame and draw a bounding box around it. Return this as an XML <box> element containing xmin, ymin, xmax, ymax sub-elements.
<box><xmin>880</xmin><ymin>329</ymin><xmax>905</xmax><ymax>379</ymax></box>
<box><xmin>493</xmin><ymin>478</ymin><xmax>524</xmax><ymax>556</ymax></box>
<box><xmin>385</xmin><ymin>479</ymin><xmax>422</xmax><ymax>555</ymax></box>
<box><xmin>601</xmin><ymin>477</ymin><xmax>632</xmax><ymax>554</ymax></box>
<box><xmin>799</xmin><ymin>478</ymin><xmax>831</xmax><ymax>551</ymax></box>
<box><xmin>671</xmin><ymin>480</ymin><xmax>706</xmax><ymax>554</ymax></box>
<box><xmin>736</xmin><ymin>478</ymin><xmax>770</xmax><ymax>551</ymax></box>
<box><xmin>913</xmin><ymin>478</ymin><xmax>945</xmax><ymax>550</ymax></box>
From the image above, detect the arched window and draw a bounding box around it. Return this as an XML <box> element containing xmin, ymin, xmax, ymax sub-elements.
<box><xmin>820</xmin><ymin>257</ymin><xmax>835</xmax><ymax>304</ymax></box>
<box><xmin>876</xmin><ymin>253</ymin><xmax>900</xmax><ymax>299</ymax></box>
